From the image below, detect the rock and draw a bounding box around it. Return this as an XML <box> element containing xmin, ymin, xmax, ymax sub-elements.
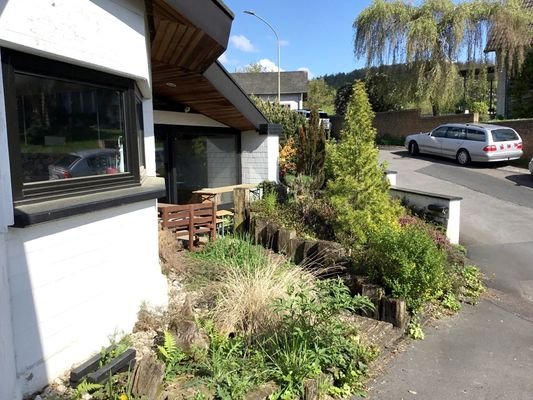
<box><xmin>244</xmin><ymin>382</ymin><xmax>278</xmax><ymax>400</ymax></box>
<box><xmin>303</xmin><ymin>378</ymin><xmax>318</xmax><ymax>400</ymax></box>
<box><xmin>168</xmin><ymin>295</ymin><xmax>209</xmax><ymax>354</ymax></box>
<box><xmin>277</xmin><ymin>228</ymin><xmax>296</xmax><ymax>255</ymax></box>
<box><xmin>131</xmin><ymin>355</ymin><xmax>165</xmax><ymax>400</ymax></box>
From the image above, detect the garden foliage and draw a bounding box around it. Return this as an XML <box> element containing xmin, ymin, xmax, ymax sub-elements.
<box><xmin>296</xmin><ymin>108</ymin><xmax>326</xmax><ymax>190</ymax></box>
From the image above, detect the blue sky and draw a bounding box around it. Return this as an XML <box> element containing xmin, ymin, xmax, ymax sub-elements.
<box><xmin>219</xmin><ymin>0</ymin><xmax>373</xmax><ymax>78</ymax></box>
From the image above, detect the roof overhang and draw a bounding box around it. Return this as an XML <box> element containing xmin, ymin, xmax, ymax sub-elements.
<box><xmin>149</xmin><ymin>0</ymin><xmax>267</xmax><ymax>131</ymax></box>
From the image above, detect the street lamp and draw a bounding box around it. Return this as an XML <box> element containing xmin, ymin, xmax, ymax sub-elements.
<box><xmin>243</xmin><ymin>10</ymin><xmax>280</xmax><ymax>103</ymax></box>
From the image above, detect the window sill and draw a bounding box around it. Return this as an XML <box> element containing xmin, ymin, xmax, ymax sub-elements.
<box><xmin>13</xmin><ymin>177</ymin><xmax>166</xmax><ymax>227</ymax></box>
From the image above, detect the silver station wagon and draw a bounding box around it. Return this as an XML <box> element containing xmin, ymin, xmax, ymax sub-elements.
<box><xmin>405</xmin><ymin>123</ymin><xmax>523</xmax><ymax>165</ymax></box>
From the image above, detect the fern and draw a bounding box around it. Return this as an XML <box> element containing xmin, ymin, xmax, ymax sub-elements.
<box><xmin>157</xmin><ymin>330</ymin><xmax>186</xmax><ymax>381</ymax></box>
<box><xmin>73</xmin><ymin>380</ymin><xmax>103</xmax><ymax>399</ymax></box>
<box><xmin>158</xmin><ymin>331</ymin><xmax>177</xmax><ymax>362</ymax></box>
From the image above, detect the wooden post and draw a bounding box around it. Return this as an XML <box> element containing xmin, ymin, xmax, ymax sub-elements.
<box><xmin>233</xmin><ymin>188</ymin><xmax>248</xmax><ymax>235</ymax></box>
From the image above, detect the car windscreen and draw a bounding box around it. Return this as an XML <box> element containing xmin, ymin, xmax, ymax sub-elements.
<box><xmin>491</xmin><ymin>129</ymin><xmax>518</xmax><ymax>142</ymax></box>
<box><xmin>54</xmin><ymin>154</ymin><xmax>81</xmax><ymax>168</ymax></box>
<box><xmin>319</xmin><ymin>112</ymin><xmax>328</xmax><ymax>118</ymax></box>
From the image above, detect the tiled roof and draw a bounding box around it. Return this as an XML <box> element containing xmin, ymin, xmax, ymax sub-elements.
<box><xmin>232</xmin><ymin>71</ymin><xmax>308</xmax><ymax>95</ymax></box>
<box><xmin>485</xmin><ymin>0</ymin><xmax>533</xmax><ymax>52</ymax></box>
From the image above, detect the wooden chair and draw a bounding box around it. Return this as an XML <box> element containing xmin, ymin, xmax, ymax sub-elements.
<box><xmin>158</xmin><ymin>202</ymin><xmax>217</xmax><ymax>250</ymax></box>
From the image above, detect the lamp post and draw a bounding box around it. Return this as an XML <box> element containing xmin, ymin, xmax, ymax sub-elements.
<box><xmin>243</xmin><ymin>10</ymin><xmax>280</xmax><ymax>103</ymax></box>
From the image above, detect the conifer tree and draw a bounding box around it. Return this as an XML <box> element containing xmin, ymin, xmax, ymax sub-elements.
<box><xmin>327</xmin><ymin>81</ymin><xmax>400</xmax><ymax>245</ymax></box>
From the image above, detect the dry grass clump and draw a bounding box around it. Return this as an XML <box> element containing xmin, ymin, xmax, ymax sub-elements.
<box><xmin>212</xmin><ymin>255</ymin><xmax>316</xmax><ymax>336</ymax></box>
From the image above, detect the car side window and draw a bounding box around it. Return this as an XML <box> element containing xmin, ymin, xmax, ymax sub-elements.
<box><xmin>447</xmin><ymin>127</ymin><xmax>466</xmax><ymax>140</ymax></box>
<box><xmin>432</xmin><ymin>127</ymin><xmax>448</xmax><ymax>138</ymax></box>
<box><xmin>466</xmin><ymin>128</ymin><xmax>486</xmax><ymax>142</ymax></box>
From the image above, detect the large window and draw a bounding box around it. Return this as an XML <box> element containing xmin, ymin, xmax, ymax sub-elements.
<box><xmin>2</xmin><ymin>49</ymin><xmax>141</xmax><ymax>203</ymax></box>
<box><xmin>155</xmin><ymin>125</ymin><xmax>240</xmax><ymax>206</ymax></box>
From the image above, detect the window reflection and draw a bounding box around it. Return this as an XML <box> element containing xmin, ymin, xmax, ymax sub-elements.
<box><xmin>15</xmin><ymin>72</ymin><xmax>127</xmax><ymax>182</ymax></box>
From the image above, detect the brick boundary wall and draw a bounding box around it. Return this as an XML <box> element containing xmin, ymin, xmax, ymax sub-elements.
<box><xmin>330</xmin><ymin>109</ymin><xmax>477</xmax><ymax>141</ymax></box>
<box><xmin>372</xmin><ymin>109</ymin><xmax>478</xmax><ymax>139</ymax></box>
<box><xmin>331</xmin><ymin>110</ymin><xmax>533</xmax><ymax>161</ymax></box>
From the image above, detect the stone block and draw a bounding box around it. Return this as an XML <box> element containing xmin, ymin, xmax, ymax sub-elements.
<box><xmin>277</xmin><ymin>228</ymin><xmax>296</xmax><ymax>255</ymax></box>
<box><xmin>380</xmin><ymin>297</ymin><xmax>408</xmax><ymax>330</ymax></box>
<box><xmin>253</xmin><ymin>218</ymin><xmax>268</xmax><ymax>246</ymax></box>
<box><xmin>312</xmin><ymin>240</ymin><xmax>347</xmax><ymax>270</ymax></box>
<box><xmin>359</xmin><ymin>283</ymin><xmax>385</xmax><ymax>320</ymax></box>
<box><xmin>288</xmin><ymin>238</ymin><xmax>306</xmax><ymax>265</ymax></box>
<box><xmin>353</xmin><ymin>275</ymin><xmax>370</xmax><ymax>294</ymax></box>
<box><xmin>265</xmin><ymin>222</ymin><xmax>281</xmax><ymax>250</ymax></box>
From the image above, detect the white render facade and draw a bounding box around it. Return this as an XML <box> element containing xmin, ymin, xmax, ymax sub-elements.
<box><xmin>0</xmin><ymin>1</ymin><xmax>278</xmax><ymax>398</ymax></box>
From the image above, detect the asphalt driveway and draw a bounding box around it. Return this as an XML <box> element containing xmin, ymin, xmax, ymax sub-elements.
<box><xmin>367</xmin><ymin>148</ymin><xmax>533</xmax><ymax>399</ymax></box>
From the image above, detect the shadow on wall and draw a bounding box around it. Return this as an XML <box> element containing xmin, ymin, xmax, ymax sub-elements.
<box><xmin>5</xmin><ymin>200</ymin><xmax>163</xmax><ymax>397</ymax></box>
<box><xmin>5</xmin><ymin>233</ymin><xmax>44</xmax><ymax>397</ymax></box>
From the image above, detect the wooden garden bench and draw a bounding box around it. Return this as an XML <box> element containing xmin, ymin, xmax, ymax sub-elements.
<box><xmin>158</xmin><ymin>202</ymin><xmax>217</xmax><ymax>250</ymax></box>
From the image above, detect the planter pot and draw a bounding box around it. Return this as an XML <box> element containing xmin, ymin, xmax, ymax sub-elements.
<box><xmin>70</xmin><ymin>346</ymin><xmax>136</xmax><ymax>386</ymax></box>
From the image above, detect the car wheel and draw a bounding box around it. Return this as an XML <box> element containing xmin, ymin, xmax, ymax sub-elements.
<box><xmin>408</xmin><ymin>141</ymin><xmax>419</xmax><ymax>156</ymax></box>
<box><xmin>456</xmin><ymin>149</ymin><xmax>471</xmax><ymax>166</ymax></box>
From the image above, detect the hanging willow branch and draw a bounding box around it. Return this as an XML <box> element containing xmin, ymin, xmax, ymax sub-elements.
<box><xmin>355</xmin><ymin>0</ymin><xmax>532</xmax><ymax>70</ymax></box>
<box><xmin>354</xmin><ymin>0</ymin><xmax>533</xmax><ymax>108</ymax></box>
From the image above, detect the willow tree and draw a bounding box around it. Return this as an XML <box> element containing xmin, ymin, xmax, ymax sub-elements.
<box><xmin>353</xmin><ymin>0</ymin><xmax>533</xmax><ymax>114</ymax></box>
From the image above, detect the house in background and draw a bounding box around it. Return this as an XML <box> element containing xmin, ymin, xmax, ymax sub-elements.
<box><xmin>485</xmin><ymin>0</ymin><xmax>533</xmax><ymax>118</ymax></box>
<box><xmin>232</xmin><ymin>71</ymin><xmax>308</xmax><ymax>110</ymax></box>
<box><xmin>0</xmin><ymin>0</ymin><xmax>278</xmax><ymax>399</ymax></box>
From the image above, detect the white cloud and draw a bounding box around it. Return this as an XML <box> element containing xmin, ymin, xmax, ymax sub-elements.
<box><xmin>279</xmin><ymin>39</ymin><xmax>289</xmax><ymax>47</ymax></box>
<box><xmin>297</xmin><ymin>67</ymin><xmax>314</xmax><ymax>79</ymax></box>
<box><xmin>256</xmin><ymin>58</ymin><xmax>284</xmax><ymax>72</ymax></box>
<box><xmin>229</xmin><ymin>34</ymin><xmax>257</xmax><ymax>52</ymax></box>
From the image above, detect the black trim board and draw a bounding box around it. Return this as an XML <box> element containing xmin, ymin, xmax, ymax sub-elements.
<box><xmin>165</xmin><ymin>0</ymin><xmax>233</xmax><ymax>49</ymax></box>
<box><xmin>203</xmin><ymin>62</ymin><xmax>268</xmax><ymax>130</ymax></box>
<box><xmin>13</xmin><ymin>177</ymin><xmax>165</xmax><ymax>227</ymax></box>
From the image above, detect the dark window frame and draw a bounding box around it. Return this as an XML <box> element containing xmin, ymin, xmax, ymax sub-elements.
<box><xmin>2</xmin><ymin>48</ymin><xmax>141</xmax><ymax>205</ymax></box>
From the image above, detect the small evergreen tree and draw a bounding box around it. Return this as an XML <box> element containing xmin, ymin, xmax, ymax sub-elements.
<box><xmin>327</xmin><ymin>81</ymin><xmax>400</xmax><ymax>246</ymax></box>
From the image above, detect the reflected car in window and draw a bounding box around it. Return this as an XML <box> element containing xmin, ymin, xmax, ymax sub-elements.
<box><xmin>404</xmin><ymin>123</ymin><xmax>523</xmax><ymax>165</ymax></box>
<box><xmin>48</xmin><ymin>149</ymin><xmax>121</xmax><ymax>179</ymax></box>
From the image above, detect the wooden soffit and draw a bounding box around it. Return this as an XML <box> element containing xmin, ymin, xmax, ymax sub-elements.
<box><xmin>149</xmin><ymin>0</ymin><xmax>266</xmax><ymax>131</ymax></box>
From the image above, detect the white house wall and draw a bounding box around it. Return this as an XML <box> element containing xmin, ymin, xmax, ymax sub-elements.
<box><xmin>0</xmin><ymin>1</ymin><xmax>168</xmax><ymax>397</ymax></box>
<box><xmin>6</xmin><ymin>201</ymin><xmax>167</xmax><ymax>396</ymax></box>
<box><xmin>0</xmin><ymin>235</ymin><xmax>19</xmax><ymax>400</ymax></box>
<box><xmin>0</xmin><ymin>44</ymin><xmax>21</xmax><ymax>400</ymax></box>
<box><xmin>0</xmin><ymin>0</ymin><xmax>151</xmax><ymax>94</ymax></box>
<box><xmin>241</xmin><ymin>131</ymin><xmax>279</xmax><ymax>184</ymax></box>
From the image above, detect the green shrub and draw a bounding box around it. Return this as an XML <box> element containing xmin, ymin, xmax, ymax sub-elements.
<box><xmin>262</xmin><ymin>278</ymin><xmax>377</xmax><ymax>398</ymax></box>
<box><xmin>365</xmin><ymin>224</ymin><xmax>450</xmax><ymax>311</ymax></box>
<box><xmin>454</xmin><ymin>265</ymin><xmax>485</xmax><ymax>303</ymax></box>
<box><xmin>190</xmin><ymin>236</ymin><xmax>269</xmax><ymax>274</ymax></box>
